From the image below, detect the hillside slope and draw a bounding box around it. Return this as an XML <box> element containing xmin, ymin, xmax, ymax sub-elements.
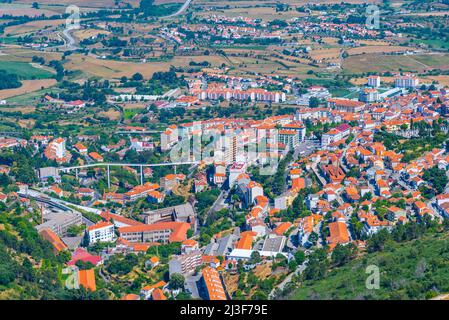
<box><xmin>289</xmin><ymin>230</ymin><xmax>449</xmax><ymax>300</ymax></box>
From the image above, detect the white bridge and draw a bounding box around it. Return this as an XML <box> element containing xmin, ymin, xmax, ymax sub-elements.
<box><xmin>57</xmin><ymin>161</ymin><xmax>199</xmax><ymax>188</ymax></box>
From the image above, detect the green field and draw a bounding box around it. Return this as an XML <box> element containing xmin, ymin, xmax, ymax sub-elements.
<box><xmin>4</xmin><ymin>86</ymin><xmax>61</xmax><ymax>105</ymax></box>
<box><xmin>410</xmin><ymin>54</ymin><xmax>449</xmax><ymax>67</ymax></box>
<box><xmin>342</xmin><ymin>54</ymin><xmax>427</xmax><ymax>74</ymax></box>
<box><xmin>417</xmin><ymin>39</ymin><xmax>449</xmax><ymax>50</ymax></box>
<box><xmin>123</xmin><ymin>108</ymin><xmax>141</xmax><ymax>120</ymax></box>
<box><xmin>0</xmin><ymin>61</ymin><xmax>54</xmax><ymax>80</ymax></box>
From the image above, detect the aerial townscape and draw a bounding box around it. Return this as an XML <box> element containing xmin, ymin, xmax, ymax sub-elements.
<box><xmin>1</xmin><ymin>0</ymin><xmax>449</xmax><ymax>302</ymax></box>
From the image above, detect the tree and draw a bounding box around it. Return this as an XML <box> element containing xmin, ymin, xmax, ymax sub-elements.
<box><xmin>249</xmin><ymin>251</ymin><xmax>261</xmax><ymax>264</ymax></box>
<box><xmin>294</xmin><ymin>250</ymin><xmax>306</xmax><ymax>265</ymax></box>
<box><xmin>331</xmin><ymin>243</ymin><xmax>357</xmax><ymax>267</ymax></box>
<box><xmin>288</xmin><ymin>259</ymin><xmax>298</xmax><ymax>271</ymax></box>
<box><xmin>81</xmin><ymin>231</ymin><xmax>90</xmax><ymax>247</ymax></box>
<box><xmin>302</xmin><ymin>248</ymin><xmax>329</xmax><ymax>281</ymax></box>
<box><xmin>309</xmin><ymin>97</ymin><xmax>320</xmax><ymax>108</ymax></box>
<box><xmin>422</xmin><ymin>166</ymin><xmax>448</xmax><ymax>194</ymax></box>
<box><xmin>132</xmin><ymin>72</ymin><xmax>143</xmax><ymax>81</ymax></box>
<box><xmin>366</xmin><ymin>228</ymin><xmax>391</xmax><ymax>253</ymax></box>
<box><xmin>170</xmin><ymin>273</ymin><xmax>185</xmax><ymax>290</ymax></box>
<box><xmin>75</xmin><ymin>260</ymin><xmax>95</xmax><ymax>270</ymax></box>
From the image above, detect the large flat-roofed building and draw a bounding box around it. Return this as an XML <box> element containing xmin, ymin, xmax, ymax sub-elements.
<box><xmin>367</xmin><ymin>75</ymin><xmax>381</xmax><ymax>88</ymax></box>
<box><xmin>261</xmin><ymin>234</ymin><xmax>286</xmax><ymax>253</ymax></box>
<box><xmin>143</xmin><ymin>203</ymin><xmax>196</xmax><ymax>226</ymax></box>
<box><xmin>359</xmin><ymin>88</ymin><xmax>379</xmax><ymax>103</ymax></box>
<box><xmin>38</xmin><ymin>167</ymin><xmax>61</xmax><ymax>183</ymax></box>
<box><xmin>394</xmin><ymin>74</ymin><xmax>419</xmax><ymax>88</ymax></box>
<box><xmin>87</xmin><ymin>221</ymin><xmax>115</xmax><ymax>244</ymax></box>
<box><xmin>118</xmin><ymin>221</ymin><xmax>190</xmax><ymax>243</ymax></box>
<box><xmin>36</xmin><ymin>209</ymin><xmax>82</xmax><ymax>237</ymax></box>
<box><xmin>327</xmin><ymin>98</ymin><xmax>365</xmax><ymax>113</ymax></box>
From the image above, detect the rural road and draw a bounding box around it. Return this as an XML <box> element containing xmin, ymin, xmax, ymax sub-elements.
<box><xmin>62</xmin><ymin>28</ymin><xmax>78</xmax><ymax>51</ymax></box>
<box><xmin>165</xmin><ymin>0</ymin><xmax>194</xmax><ymax>18</ymax></box>
<box><xmin>269</xmin><ymin>263</ymin><xmax>307</xmax><ymax>299</ymax></box>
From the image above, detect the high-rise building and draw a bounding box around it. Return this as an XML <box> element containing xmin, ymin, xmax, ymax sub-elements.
<box><xmin>367</xmin><ymin>75</ymin><xmax>381</xmax><ymax>88</ymax></box>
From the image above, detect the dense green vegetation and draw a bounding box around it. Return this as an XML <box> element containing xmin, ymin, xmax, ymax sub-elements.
<box><xmin>287</xmin><ymin>219</ymin><xmax>449</xmax><ymax>300</ymax></box>
<box><xmin>0</xmin><ymin>70</ymin><xmax>21</xmax><ymax>90</ymax></box>
<box><xmin>374</xmin><ymin>120</ymin><xmax>449</xmax><ymax>163</ymax></box>
<box><xmin>0</xmin><ymin>206</ymin><xmax>107</xmax><ymax>299</ymax></box>
<box><xmin>422</xmin><ymin>166</ymin><xmax>448</xmax><ymax>194</ymax></box>
<box><xmin>138</xmin><ymin>0</ymin><xmax>182</xmax><ymax>17</ymax></box>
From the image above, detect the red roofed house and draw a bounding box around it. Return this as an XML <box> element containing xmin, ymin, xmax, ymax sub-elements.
<box><xmin>89</xmin><ymin>152</ymin><xmax>104</xmax><ymax>162</ymax></box>
<box><xmin>326</xmin><ymin>220</ymin><xmax>350</xmax><ymax>249</ymax></box>
<box><xmin>68</xmin><ymin>248</ymin><xmax>103</xmax><ymax>266</ymax></box>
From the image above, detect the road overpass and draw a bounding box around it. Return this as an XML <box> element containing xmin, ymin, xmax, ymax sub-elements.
<box><xmin>57</xmin><ymin>161</ymin><xmax>200</xmax><ymax>188</ymax></box>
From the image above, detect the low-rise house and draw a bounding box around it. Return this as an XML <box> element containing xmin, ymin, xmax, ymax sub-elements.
<box><xmin>326</xmin><ymin>220</ymin><xmax>350</xmax><ymax>249</ymax></box>
<box><xmin>78</xmin><ymin>269</ymin><xmax>96</xmax><ymax>292</ymax></box>
<box><xmin>160</xmin><ymin>174</ymin><xmax>186</xmax><ymax>192</ymax></box>
<box><xmin>118</xmin><ymin>221</ymin><xmax>190</xmax><ymax>243</ymax></box>
<box><xmin>89</xmin><ymin>152</ymin><xmax>104</xmax><ymax>162</ymax></box>
<box><xmin>147</xmin><ymin>190</ymin><xmax>165</xmax><ymax>203</ymax></box>
<box><xmin>181</xmin><ymin>239</ymin><xmax>199</xmax><ymax>253</ymax></box>
<box><xmin>38</xmin><ymin>228</ymin><xmax>68</xmax><ymax>253</ymax></box>
<box><xmin>141</xmin><ymin>281</ymin><xmax>167</xmax><ymax>300</ymax></box>
<box><xmin>67</xmin><ymin>248</ymin><xmax>103</xmax><ymax>266</ymax></box>
<box><xmin>74</xmin><ymin>142</ymin><xmax>88</xmax><ymax>155</ymax></box>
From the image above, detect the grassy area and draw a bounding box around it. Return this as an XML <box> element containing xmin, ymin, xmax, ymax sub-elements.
<box><xmin>342</xmin><ymin>54</ymin><xmax>425</xmax><ymax>74</ymax></box>
<box><xmin>328</xmin><ymin>88</ymin><xmax>351</xmax><ymax>98</ymax></box>
<box><xmin>0</xmin><ymin>61</ymin><xmax>54</xmax><ymax>80</ymax></box>
<box><xmin>0</xmin><ymin>37</ymin><xmax>20</xmax><ymax>45</ymax></box>
<box><xmin>409</xmin><ymin>53</ymin><xmax>449</xmax><ymax>66</ymax></box>
<box><xmin>416</xmin><ymin>39</ymin><xmax>449</xmax><ymax>50</ymax></box>
<box><xmin>123</xmin><ymin>108</ymin><xmax>141</xmax><ymax>120</ymax></box>
<box><xmin>4</xmin><ymin>86</ymin><xmax>61</xmax><ymax>105</ymax></box>
<box><xmin>291</xmin><ymin>231</ymin><xmax>449</xmax><ymax>300</ymax></box>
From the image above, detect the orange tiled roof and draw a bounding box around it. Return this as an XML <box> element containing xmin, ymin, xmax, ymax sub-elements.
<box><xmin>327</xmin><ymin>221</ymin><xmax>350</xmax><ymax>245</ymax></box>
<box><xmin>39</xmin><ymin>228</ymin><xmax>67</xmax><ymax>252</ymax></box>
<box><xmin>235</xmin><ymin>231</ymin><xmax>257</xmax><ymax>250</ymax></box>
<box><xmin>202</xmin><ymin>266</ymin><xmax>226</xmax><ymax>300</ymax></box>
<box><xmin>78</xmin><ymin>269</ymin><xmax>96</xmax><ymax>292</ymax></box>
<box><xmin>152</xmin><ymin>288</ymin><xmax>167</xmax><ymax>300</ymax></box>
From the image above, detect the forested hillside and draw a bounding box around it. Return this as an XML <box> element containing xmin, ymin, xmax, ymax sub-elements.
<box><xmin>0</xmin><ymin>206</ymin><xmax>107</xmax><ymax>299</ymax></box>
<box><xmin>286</xmin><ymin>220</ymin><xmax>449</xmax><ymax>300</ymax></box>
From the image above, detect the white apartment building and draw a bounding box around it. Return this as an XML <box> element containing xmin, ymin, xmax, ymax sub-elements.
<box><xmin>394</xmin><ymin>74</ymin><xmax>419</xmax><ymax>88</ymax></box>
<box><xmin>359</xmin><ymin>88</ymin><xmax>379</xmax><ymax>103</ymax></box>
<box><xmin>87</xmin><ymin>221</ymin><xmax>115</xmax><ymax>244</ymax></box>
<box><xmin>228</xmin><ymin>162</ymin><xmax>247</xmax><ymax>188</ymax></box>
<box><xmin>367</xmin><ymin>76</ymin><xmax>381</xmax><ymax>88</ymax></box>
<box><xmin>160</xmin><ymin>125</ymin><xmax>178</xmax><ymax>151</ymax></box>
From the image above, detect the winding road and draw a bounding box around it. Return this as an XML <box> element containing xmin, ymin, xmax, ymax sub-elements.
<box><xmin>62</xmin><ymin>28</ymin><xmax>78</xmax><ymax>51</ymax></box>
<box><xmin>165</xmin><ymin>0</ymin><xmax>194</xmax><ymax>18</ymax></box>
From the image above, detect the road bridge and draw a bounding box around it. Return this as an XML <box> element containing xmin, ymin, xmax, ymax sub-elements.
<box><xmin>57</xmin><ymin>161</ymin><xmax>200</xmax><ymax>188</ymax></box>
